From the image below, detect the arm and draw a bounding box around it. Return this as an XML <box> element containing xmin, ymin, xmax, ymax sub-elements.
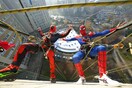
<box><xmin>89</xmin><ymin>22</ymin><xmax>127</xmax><ymax>38</ymax></box>
<box><xmin>60</xmin><ymin>28</ymin><xmax>72</xmax><ymax>38</ymax></box>
<box><xmin>64</xmin><ymin>37</ymin><xmax>78</xmax><ymax>41</ymax></box>
<box><xmin>89</xmin><ymin>29</ymin><xmax>111</xmax><ymax>38</ymax></box>
<box><xmin>59</xmin><ymin>25</ymin><xmax>73</xmax><ymax>38</ymax></box>
<box><xmin>37</xmin><ymin>27</ymin><xmax>45</xmax><ymax>37</ymax></box>
<box><xmin>103</xmin><ymin>43</ymin><xmax>124</xmax><ymax>49</ymax></box>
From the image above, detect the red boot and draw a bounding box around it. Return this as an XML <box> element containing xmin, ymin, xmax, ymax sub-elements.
<box><xmin>75</xmin><ymin>63</ymin><xmax>86</xmax><ymax>84</ymax></box>
<box><xmin>0</xmin><ymin>64</ymin><xmax>19</xmax><ymax>73</ymax></box>
<box><xmin>98</xmin><ymin>51</ymin><xmax>107</xmax><ymax>78</ymax></box>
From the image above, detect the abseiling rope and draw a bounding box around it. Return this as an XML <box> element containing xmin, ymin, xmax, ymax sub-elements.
<box><xmin>0</xmin><ymin>20</ymin><xmax>22</xmax><ymax>43</ymax></box>
<box><xmin>85</xmin><ymin>63</ymin><xmax>132</xmax><ymax>79</ymax></box>
<box><xmin>0</xmin><ymin>1</ymin><xmax>132</xmax><ymax>15</ymax></box>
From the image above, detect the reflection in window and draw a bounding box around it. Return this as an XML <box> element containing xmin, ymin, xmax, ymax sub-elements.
<box><xmin>2</xmin><ymin>31</ymin><xmax>12</xmax><ymax>40</ymax></box>
<box><xmin>12</xmin><ymin>34</ymin><xmax>16</xmax><ymax>39</ymax></box>
<box><xmin>0</xmin><ymin>50</ymin><xmax>6</xmax><ymax>56</ymax></box>
<box><xmin>15</xmin><ymin>41</ymin><xmax>19</xmax><ymax>47</ymax></box>
<box><xmin>9</xmin><ymin>36</ymin><xmax>15</xmax><ymax>44</ymax></box>
<box><xmin>0</xmin><ymin>28</ymin><xmax>4</xmax><ymax>35</ymax></box>
<box><xmin>7</xmin><ymin>48</ymin><xmax>14</xmax><ymax>59</ymax></box>
<box><xmin>22</xmin><ymin>36</ymin><xmax>27</xmax><ymax>43</ymax></box>
<box><xmin>3</xmin><ymin>34</ymin><xmax>9</xmax><ymax>40</ymax></box>
<box><xmin>22</xmin><ymin>54</ymin><xmax>30</xmax><ymax>65</ymax></box>
<box><xmin>1</xmin><ymin>15</ymin><xmax>11</xmax><ymax>21</ymax></box>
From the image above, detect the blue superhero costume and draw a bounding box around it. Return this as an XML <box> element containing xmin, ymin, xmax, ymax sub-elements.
<box><xmin>65</xmin><ymin>28</ymin><xmax>116</xmax><ymax>78</ymax></box>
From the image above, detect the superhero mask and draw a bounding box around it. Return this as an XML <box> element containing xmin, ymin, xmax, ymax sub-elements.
<box><xmin>80</xmin><ymin>25</ymin><xmax>87</xmax><ymax>36</ymax></box>
<box><xmin>49</xmin><ymin>25</ymin><xmax>56</xmax><ymax>33</ymax></box>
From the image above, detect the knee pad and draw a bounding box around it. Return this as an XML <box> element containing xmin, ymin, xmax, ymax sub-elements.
<box><xmin>97</xmin><ymin>45</ymin><xmax>106</xmax><ymax>52</ymax></box>
<box><xmin>73</xmin><ymin>56</ymin><xmax>80</xmax><ymax>64</ymax></box>
<box><xmin>72</xmin><ymin>51</ymin><xmax>85</xmax><ymax>64</ymax></box>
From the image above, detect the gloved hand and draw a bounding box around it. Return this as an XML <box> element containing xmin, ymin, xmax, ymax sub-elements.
<box><xmin>0</xmin><ymin>46</ymin><xmax>4</xmax><ymax>52</ymax></box>
<box><xmin>62</xmin><ymin>38</ymin><xmax>66</xmax><ymax>41</ymax></box>
<box><xmin>110</xmin><ymin>22</ymin><xmax>126</xmax><ymax>32</ymax></box>
<box><xmin>113</xmin><ymin>43</ymin><xmax>124</xmax><ymax>49</ymax></box>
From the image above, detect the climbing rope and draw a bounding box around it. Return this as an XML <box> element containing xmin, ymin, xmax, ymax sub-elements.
<box><xmin>108</xmin><ymin>63</ymin><xmax>132</xmax><ymax>73</ymax></box>
<box><xmin>55</xmin><ymin>63</ymin><xmax>67</xmax><ymax>80</ymax></box>
<box><xmin>85</xmin><ymin>63</ymin><xmax>132</xmax><ymax>79</ymax></box>
<box><xmin>0</xmin><ymin>20</ymin><xmax>22</xmax><ymax>43</ymax></box>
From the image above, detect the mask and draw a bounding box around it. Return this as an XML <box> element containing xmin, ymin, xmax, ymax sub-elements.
<box><xmin>49</xmin><ymin>25</ymin><xmax>56</xmax><ymax>33</ymax></box>
<box><xmin>80</xmin><ymin>25</ymin><xmax>87</xmax><ymax>36</ymax></box>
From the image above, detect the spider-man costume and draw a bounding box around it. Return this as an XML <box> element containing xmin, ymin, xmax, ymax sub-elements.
<box><xmin>0</xmin><ymin>37</ymin><xmax>40</xmax><ymax>73</ymax></box>
<box><xmin>38</xmin><ymin>25</ymin><xmax>72</xmax><ymax>83</ymax></box>
<box><xmin>64</xmin><ymin>25</ymin><xmax>117</xmax><ymax>80</ymax></box>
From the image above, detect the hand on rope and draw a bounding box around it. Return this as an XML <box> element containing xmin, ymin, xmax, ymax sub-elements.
<box><xmin>81</xmin><ymin>42</ymin><xmax>94</xmax><ymax>49</ymax></box>
<box><xmin>106</xmin><ymin>21</ymin><xmax>132</xmax><ymax>37</ymax></box>
<box><xmin>116</xmin><ymin>21</ymin><xmax>126</xmax><ymax>30</ymax></box>
<box><xmin>116</xmin><ymin>21</ymin><xmax>132</xmax><ymax>30</ymax></box>
<box><xmin>113</xmin><ymin>43</ymin><xmax>124</xmax><ymax>49</ymax></box>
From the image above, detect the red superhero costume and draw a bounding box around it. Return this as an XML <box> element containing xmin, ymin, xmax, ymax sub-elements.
<box><xmin>0</xmin><ymin>36</ymin><xmax>41</xmax><ymax>73</ymax></box>
<box><xmin>0</xmin><ymin>40</ymin><xmax>15</xmax><ymax>52</ymax></box>
<box><xmin>38</xmin><ymin>25</ymin><xmax>72</xmax><ymax>83</ymax></box>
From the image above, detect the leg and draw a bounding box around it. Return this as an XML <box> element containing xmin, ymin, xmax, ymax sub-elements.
<box><xmin>0</xmin><ymin>43</ymin><xmax>40</xmax><ymax>73</ymax></box>
<box><xmin>73</xmin><ymin>51</ymin><xmax>86</xmax><ymax>84</ymax></box>
<box><xmin>46</xmin><ymin>49</ymin><xmax>56</xmax><ymax>83</ymax></box>
<box><xmin>90</xmin><ymin>45</ymin><xmax>121</xmax><ymax>86</ymax></box>
<box><xmin>89</xmin><ymin>45</ymin><xmax>106</xmax><ymax>78</ymax></box>
<box><xmin>97</xmin><ymin>45</ymin><xmax>107</xmax><ymax>78</ymax></box>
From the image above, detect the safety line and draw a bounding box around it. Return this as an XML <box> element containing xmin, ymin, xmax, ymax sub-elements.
<box><xmin>55</xmin><ymin>63</ymin><xmax>67</xmax><ymax>80</ymax></box>
<box><xmin>0</xmin><ymin>20</ymin><xmax>22</xmax><ymax>43</ymax></box>
<box><xmin>0</xmin><ymin>1</ymin><xmax>132</xmax><ymax>15</ymax></box>
<box><xmin>108</xmin><ymin>63</ymin><xmax>132</xmax><ymax>73</ymax></box>
<box><xmin>85</xmin><ymin>64</ymin><xmax>132</xmax><ymax>79</ymax></box>
<box><xmin>0</xmin><ymin>20</ymin><xmax>29</xmax><ymax>36</ymax></box>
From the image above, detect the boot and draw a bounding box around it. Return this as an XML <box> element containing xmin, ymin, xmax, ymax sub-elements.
<box><xmin>50</xmin><ymin>78</ymin><xmax>56</xmax><ymax>83</ymax></box>
<box><xmin>75</xmin><ymin>63</ymin><xmax>86</xmax><ymax>84</ymax></box>
<box><xmin>99</xmin><ymin>74</ymin><xmax>121</xmax><ymax>87</ymax></box>
<box><xmin>76</xmin><ymin>76</ymin><xmax>86</xmax><ymax>85</ymax></box>
<box><xmin>0</xmin><ymin>64</ymin><xmax>19</xmax><ymax>73</ymax></box>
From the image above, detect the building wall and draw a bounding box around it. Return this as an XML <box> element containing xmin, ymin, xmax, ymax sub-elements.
<box><xmin>2</xmin><ymin>0</ymin><xmax>33</xmax><ymax>33</ymax></box>
<box><xmin>0</xmin><ymin>0</ymin><xmax>31</xmax><ymax>69</ymax></box>
<box><xmin>0</xmin><ymin>0</ymin><xmax>50</xmax><ymax>79</ymax></box>
<box><xmin>20</xmin><ymin>0</ymin><xmax>51</xmax><ymax>32</ymax></box>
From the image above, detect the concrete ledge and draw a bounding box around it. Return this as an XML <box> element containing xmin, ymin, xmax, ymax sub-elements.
<box><xmin>0</xmin><ymin>79</ymin><xmax>132</xmax><ymax>88</ymax></box>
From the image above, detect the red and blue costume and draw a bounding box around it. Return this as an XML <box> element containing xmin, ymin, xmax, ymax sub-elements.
<box><xmin>64</xmin><ymin>25</ymin><xmax>117</xmax><ymax>79</ymax></box>
<box><xmin>38</xmin><ymin>25</ymin><xmax>72</xmax><ymax>83</ymax></box>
